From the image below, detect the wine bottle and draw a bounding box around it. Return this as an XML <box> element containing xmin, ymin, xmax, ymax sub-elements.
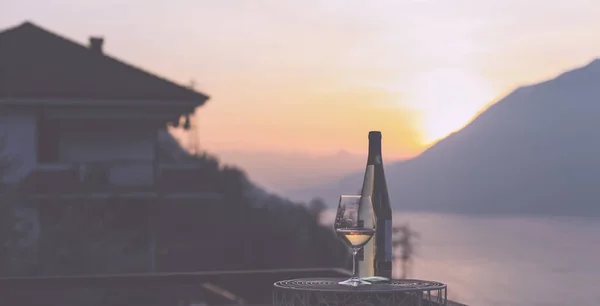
<box><xmin>358</xmin><ymin>131</ymin><xmax>393</xmax><ymax>281</ymax></box>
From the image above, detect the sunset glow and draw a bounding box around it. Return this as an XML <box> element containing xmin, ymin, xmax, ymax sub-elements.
<box><xmin>407</xmin><ymin>68</ymin><xmax>495</xmax><ymax>144</ymax></box>
<box><xmin>4</xmin><ymin>0</ymin><xmax>600</xmax><ymax>161</ymax></box>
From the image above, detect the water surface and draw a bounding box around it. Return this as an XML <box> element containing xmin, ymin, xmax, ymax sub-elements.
<box><xmin>321</xmin><ymin>210</ymin><xmax>600</xmax><ymax>306</ymax></box>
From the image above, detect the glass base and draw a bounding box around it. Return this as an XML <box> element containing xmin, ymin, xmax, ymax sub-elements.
<box><xmin>338</xmin><ymin>277</ymin><xmax>371</xmax><ymax>287</ymax></box>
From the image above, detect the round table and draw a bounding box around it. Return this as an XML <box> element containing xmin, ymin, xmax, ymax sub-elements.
<box><xmin>273</xmin><ymin>278</ymin><xmax>447</xmax><ymax>306</ymax></box>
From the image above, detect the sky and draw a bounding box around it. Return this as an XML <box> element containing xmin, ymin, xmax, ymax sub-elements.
<box><xmin>4</xmin><ymin>0</ymin><xmax>600</xmax><ymax>190</ymax></box>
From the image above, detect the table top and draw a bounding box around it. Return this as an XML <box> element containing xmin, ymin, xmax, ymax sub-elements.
<box><xmin>274</xmin><ymin>278</ymin><xmax>446</xmax><ymax>293</ymax></box>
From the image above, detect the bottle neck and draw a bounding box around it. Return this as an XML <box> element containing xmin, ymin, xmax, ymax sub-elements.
<box><xmin>367</xmin><ymin>137</ymin><xmax>382</xmax><ymax>165</ymax></box>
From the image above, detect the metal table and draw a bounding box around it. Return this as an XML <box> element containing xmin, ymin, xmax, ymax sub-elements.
<box><xmin>273</xmin><ymin>278</ymin><xmax>447</xmax><ymax>306</ymax></box>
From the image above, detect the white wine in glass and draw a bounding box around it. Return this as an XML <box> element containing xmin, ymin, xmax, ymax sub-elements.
<box><xmin>334</xmin><ymin>195</ymin><xmax>376</xmax><ymax>287</ymax></box>
<box><xmin>336</xmin><ymin>228</ymin><xmax>375</xmax><ymax>248</ymax></box>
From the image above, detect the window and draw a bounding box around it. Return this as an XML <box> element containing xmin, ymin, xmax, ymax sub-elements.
<box><xmin>37</xmin><ymin>114</ymin><xmax>60</xmax><ymax>162</ymax></box>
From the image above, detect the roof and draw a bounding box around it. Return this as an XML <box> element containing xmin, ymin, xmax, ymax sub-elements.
<box><xmin>0</xmin><ymin>21</ymin><xmax>209</xmax><ymax>104</ymax></box>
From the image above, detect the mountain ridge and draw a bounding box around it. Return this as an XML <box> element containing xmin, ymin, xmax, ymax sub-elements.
<box><xmin>284</xmin><ymin>58</ymin><xmax>600</xmax><ymax>217</ymax></box>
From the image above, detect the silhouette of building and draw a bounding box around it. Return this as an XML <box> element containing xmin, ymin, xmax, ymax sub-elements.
<box><xmin>0</xmin><ymin>21</ymin><xmax>216</xmax><ymax>199</ymax></box>
<box><xmin>0</xmin><ymin>21</ymin><xmax>227</xmax><ymax>278</ymax></box>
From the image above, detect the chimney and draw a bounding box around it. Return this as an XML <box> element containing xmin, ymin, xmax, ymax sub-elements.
<box><xmin>89</xmin><ymin>36</ymin><xmax>104</xmax><ymax>53</ymax></box>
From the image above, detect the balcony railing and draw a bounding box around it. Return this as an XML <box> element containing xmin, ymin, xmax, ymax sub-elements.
<box><xmin>21</xmin><ymin>160</ymin><xmax>224</xmax><ymax>198</ymax></box>
<box><xmin>0</xmin><ymin>268</ymin><xmax>351</xmax><ymax>306</ymax></box>
<box><xmin>0</xmin><ymin>268</ymin><xmax>466</xmax><ymax>306</ymax></box>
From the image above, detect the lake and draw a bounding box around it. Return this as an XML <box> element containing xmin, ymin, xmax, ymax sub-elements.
<box><xmin>321</xmin><ymin>210</ymin><xmax>600</xmax><ymax>306</ymax></box>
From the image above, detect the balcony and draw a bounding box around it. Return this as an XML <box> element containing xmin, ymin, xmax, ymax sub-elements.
<box><xmin>21</xmin><ymin>160</ymin><xmax>224</xmax><ymax>200</ymax></box>
<box><xmin>0</xmin><ymin>268</ymin><xmax>466</xmax><ymax>306</ymax></box>
<box><xmin>0</xmin><ymin>268</ymin><xmax>351</xmax><ymax>306</ymax></box>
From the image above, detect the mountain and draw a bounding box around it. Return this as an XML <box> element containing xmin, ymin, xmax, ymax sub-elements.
<box><xmin>285</xmin><ymin>59</ymin><xmax>600</xmax><ymax>216</ymax></box>
<box><xmin>211</xmin><ymin>149</ymin><xmax>368</xmax><ymax>194</ymax></box>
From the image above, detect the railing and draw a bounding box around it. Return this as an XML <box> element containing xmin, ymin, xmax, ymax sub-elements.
<box><xmin>0</xmin><ymin>268</ymin><xmax>352</xmax><ymax>306</ymax></box>
<box><xmin>0</xmin><ymin>268</ymin><xmax>467</xmax><ymax>306</ymax></box>
<box><xmin>20</xmin><ymin>160</ymin><xmax>223</xmax><ymax>197</ymax></box>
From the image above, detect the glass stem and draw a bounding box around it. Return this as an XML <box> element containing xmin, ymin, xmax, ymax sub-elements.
<box><xmin>352</xmin><ymin>248</ymin><xmax>359</xmax><ymax>280</ymax></box>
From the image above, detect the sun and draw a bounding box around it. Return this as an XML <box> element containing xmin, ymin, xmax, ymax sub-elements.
<box><xmin>408</xmin><ymin>68</ymin><xmax>495</xmax><ymax>144</ymax></box>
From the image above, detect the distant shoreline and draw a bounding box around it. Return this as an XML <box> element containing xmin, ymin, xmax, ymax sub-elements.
<box><xmin>319</xmin><ymin>208</ymin><xmax>600</xmax><ymax>225</ymax></box>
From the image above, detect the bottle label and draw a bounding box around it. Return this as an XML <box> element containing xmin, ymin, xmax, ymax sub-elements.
<box><xmin>385</xmin><ymin>220</ymin><xmax>393</xmax><ymax>261</ymax></box>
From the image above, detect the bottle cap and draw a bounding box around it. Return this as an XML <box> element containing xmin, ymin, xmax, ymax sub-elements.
<box><xmin>368</xmin><ymin>131</ymin><xmax>382</xmax><ymax>139</ymax></box>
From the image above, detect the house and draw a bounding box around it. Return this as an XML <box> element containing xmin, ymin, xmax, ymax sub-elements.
<box><xmin>0</xmin><ymin>21</ymin><xmax>219</xmax><ymax>199</ymax></box>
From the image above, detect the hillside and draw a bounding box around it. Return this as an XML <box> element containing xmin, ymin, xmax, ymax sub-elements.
<box><xmin>0</xmin><ymin>132</ymin><xmax>348</xmax><ymax>278</ymax></box>
<box><xmin>286</xmin><ymin>59</ymin><xmax>600</xmax><ymax>216</ymax></box>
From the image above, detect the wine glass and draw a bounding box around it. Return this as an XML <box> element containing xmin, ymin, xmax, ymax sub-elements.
<box><xmin>334</xmin><ymin>195</ymin><xmax>375</xmax><ymax>287</ymax></box>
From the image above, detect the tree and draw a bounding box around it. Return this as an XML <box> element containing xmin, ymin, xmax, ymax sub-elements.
<box><xmin>308</xmin><ymin>197</ymin><xmax>327</xmax><ymax>220</ymax></box>
<box><xmin>37</xmin><ymin>199</ymin><xmax>150</xmax><ymax>276</ymax></box>
<box><xmin>392</xmin><ymin>224</ymin><xmax>419</xmax><ymax>279</ymax></box>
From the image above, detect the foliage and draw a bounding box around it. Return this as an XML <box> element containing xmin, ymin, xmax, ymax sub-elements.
<box><xmin>0</xmin><ymin>134</ymin><xmax>36</xmax><ymax>276</ymax></box>
<box><xmin>392</xmin><ymin>224</ymin><xmax>419</xmax><ymax>278</ymax></box>
<box><xmin>308</xmin><ymin>197</ymin><xmax>327</xmax><ymax>219</ymax></box>
<box><xmin>0</xmin><ymin>133</ymin><xmax>23</xmax><ymax>185</ymax></box>
<box><xmin>1</xmin><ymin>147</ymin><xmax>348</xmax><ymax>274</ymax></box>
<box><xmin>0</xmin><ymin>144</ymin><xmax>349</xmax><ymax>305</ymax></box>
<box><xmin>37</xmin><ymin>200</ymin><xmax>150</xmax><ymax>275</ymax></box>
<box><xmin>155</xmin><ymin>152</ymin><xmax>349</xmax><ymax>271</ymax></box>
